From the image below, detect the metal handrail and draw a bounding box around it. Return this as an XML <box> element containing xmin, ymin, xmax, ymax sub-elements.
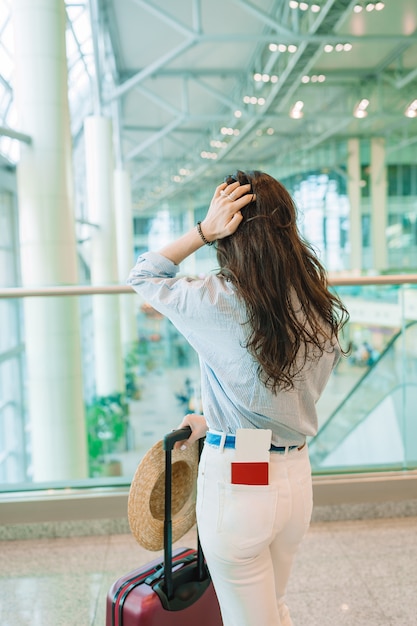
<box><xmin>328</xmin><ymin>274</ymin><xmax>417</xmax><ymax>286</ymax></box>
<box><xmin>0</xmin><ymin>285</ymin><xmax>133</xmax><ymax>298</ymax></box>
<box><xmin>0</xmin><ymin>274</ymin><xmax>417</xmax><ymax>298</ymax></box>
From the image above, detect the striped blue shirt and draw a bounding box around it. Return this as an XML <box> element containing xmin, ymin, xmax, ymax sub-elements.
<box><xmin>128</xmin><ymin>251</ymin><xmax>340</xmax><ymax>446</ymax></box>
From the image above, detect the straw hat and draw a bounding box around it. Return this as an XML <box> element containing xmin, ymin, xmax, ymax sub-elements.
<box><xmin>128</xmin><ymin>438</ymin><xmax>199</xmax><ymax>551</ymax></box>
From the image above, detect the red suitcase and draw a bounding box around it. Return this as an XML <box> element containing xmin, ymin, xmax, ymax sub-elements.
<box><xmin>106</xmin><ymin>428</ymin><xmax>223</xmax><ymax>626</ymax></box>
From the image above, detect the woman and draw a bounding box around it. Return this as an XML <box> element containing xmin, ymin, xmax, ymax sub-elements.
<box><xmin>128</xmin><ymin>171</ymin><xmax>348</xmax><ymax>626</ymax></box>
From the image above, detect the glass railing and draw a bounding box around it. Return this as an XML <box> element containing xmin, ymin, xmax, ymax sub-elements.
<box><xmin>0</xmin><ymin>285</ymin><xmax>201</xmax><ymax>491</ymax></box>
<box><xmin>311</xmin><ymin>320</ymin><xmax>417</xmax><ymax>472</ymax></box>
<box><xmin>1</xmin><ymin>275</ymin><xmax>417</xmax><ymax>493</ymax></box>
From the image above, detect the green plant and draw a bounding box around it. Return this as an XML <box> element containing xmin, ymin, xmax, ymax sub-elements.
<box><xmin>86</xmin><ymin>392</ymin><xmax>129</xmax><ymax>476</ymax></box>
<box><xmin>124</xmin><ymin>342</ymin><xmax>142</xmax><ymax>400</ymax></box>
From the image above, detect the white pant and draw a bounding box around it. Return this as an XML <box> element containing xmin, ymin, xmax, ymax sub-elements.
<box><xmin>196</xmin><ymin>440</ymin><xmax>313</xmax><ymax>626</ymax></box>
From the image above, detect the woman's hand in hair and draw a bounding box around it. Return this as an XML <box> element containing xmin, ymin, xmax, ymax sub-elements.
<box><xmin>201</xmin><ymin>181</ymin><xmax>254</xmax><ymax>241</ymax></box>
<box><xmin>174</xmin><ymin>414</ymin><xmax>208</xmax><ymax>450</ymax></box>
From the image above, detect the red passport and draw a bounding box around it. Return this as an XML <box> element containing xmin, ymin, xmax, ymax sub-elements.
<box><xmin>231</xmin><ymin>462</ymin><xmax>269</xmax><ymax>485</ymax></box>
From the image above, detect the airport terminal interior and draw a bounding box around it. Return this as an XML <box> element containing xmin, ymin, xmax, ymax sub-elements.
<box><xmin>1</xmin><ymin>0</ymin><xmax>417</xmax><ymax>624</ymax></box>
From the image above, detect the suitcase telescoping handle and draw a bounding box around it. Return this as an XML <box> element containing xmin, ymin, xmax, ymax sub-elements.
<box><xmin>163</xmin><ymin>427</ymin><xmax>206</xmax><ymax>601</ymax></box>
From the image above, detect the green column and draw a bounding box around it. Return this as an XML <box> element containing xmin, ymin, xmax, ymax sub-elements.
<box><xmin>347</xmin><ymin>138</ymin><xmax>362</xmax><ymax>272</ymax></box>
<box><xmin>370</xmin><ymin>137</ymin><xmax>388</xmax><ymax>271</ymax></box>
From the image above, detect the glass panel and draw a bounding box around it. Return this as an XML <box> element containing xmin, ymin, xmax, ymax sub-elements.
<box><xmin>0</xmin><ymin>291</ymin><xmax>200</xmax><ymax>489</ymax></box>
<box><xmin>312</xmin><ymin>283</ymin><xmax>417</xmax><ymax>472</ymax></box>
<box><xmin>0</xmin><ymin>357</ymin><xmax>26</xmax><ymax>483</ymax></box>
<box><xmin>0</xmin><ymin>281</ymin><xmax>417</xmax><ymax>493</ymax></box>
<box><xmin>0</xmin><ymin>0</ymin><xmax>13</xmax><ymax>108</ymax></box>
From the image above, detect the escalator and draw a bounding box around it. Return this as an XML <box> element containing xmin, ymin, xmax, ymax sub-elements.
<box><xmin>309</xmin><ymin>322</ymin><xmax>417</xmax><ymax>470</ymax></box>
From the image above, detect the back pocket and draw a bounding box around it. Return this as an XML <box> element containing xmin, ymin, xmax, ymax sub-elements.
<box><xmin>217</xmin><ymin>482</ymin><xmax>278</xmax><ymax>553</ymax></box>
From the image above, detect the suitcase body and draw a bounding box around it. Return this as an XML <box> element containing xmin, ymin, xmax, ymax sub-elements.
<box><xmin>106</xmin><ymin>547</ymin><xmax>221</xmax><ymax>626</ymax></box>
<box><xmin>106</xmin><ymin>429</ymin><xmax>223</xmax><ymax>626</ymax></box>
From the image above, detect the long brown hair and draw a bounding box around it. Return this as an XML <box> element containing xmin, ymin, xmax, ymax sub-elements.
<box><xmin>216</xmin><ymin>170</ymin><xmax>349</xmax><ymax>392</ymax></box>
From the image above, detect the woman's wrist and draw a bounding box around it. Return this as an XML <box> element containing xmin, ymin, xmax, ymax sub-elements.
<box><xmin>158</xmin><ymin>227</ymin><xmax>205</xmax><ymax>265</ymax></box>
<box><xmin>196</xmin><ymin>221</ymin><xmax>215</xmax><ymax>246</ymax></box>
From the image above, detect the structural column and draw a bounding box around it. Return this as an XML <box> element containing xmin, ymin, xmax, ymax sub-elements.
<box><xmin>12</xmin><ymin>0</ymin><xmax>88</xmax><ymax>480</ymax></box>
<box><xmin>370</xmin><ymin>137</ymin><xmax>388</xmax><ymax>271</ymax></box>
<box><xmin>84</xmin><ymin>116</ymin><xmax>124</xmax><ymax>397</ymax></box>
<box><xmin>114</xmin><ymin>168</ymin><xmax>137</xmax><ymax>350</ymax></box>
<box><xmin>347</xmin><ymin>138</ymin><xmax>362</xmax><ymax>272</ymax></box>
<box><xmin>183</xmin><ymin>204</ymin><xmax>198</xmax><ymax>275</ymax></box>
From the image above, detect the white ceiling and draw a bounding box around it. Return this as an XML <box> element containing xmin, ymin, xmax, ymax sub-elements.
<box><xmin>97</xmin><ymin>0</ymin><xmax>417</xmax><ymax>214</ymax></box>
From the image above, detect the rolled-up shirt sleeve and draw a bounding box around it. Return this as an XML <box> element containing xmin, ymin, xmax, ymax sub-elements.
<box><xmin>128</xmin><ymin>251</ymin><xmax>179</xmax><ymax>282</ymax></box>
<box><xmin>127</xmin><ymin>251</ymin><xmax>207</xmax><ymax>329</ymax></box>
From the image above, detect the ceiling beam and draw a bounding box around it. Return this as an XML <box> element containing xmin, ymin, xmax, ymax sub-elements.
<box><xmin>132</xmin><ymin>0</ymin><xmax>196</xmax><ymax>39</ymax></box>
<box><xmin>191</xmin><ymin>76</ymin><xmax>242</xmax><ymax>111</ymax></box>
<box><xmin>88</xmin><ymin>0</ymin><xmax>104</xmax><ymax>115</ymax></box>
<box><xmin>0</xmin><ymin>126</ymin><xmax>32</xmax><ymax>144</ymax></box>
<box><xmin>126</xmin><ymin>115</ymin><xmax>186</xmax><ymax>160</ymax></box>
<box><xmin>106</xmin><ymin>37</ymin><xmax>196</xmax><ymax>103</ymax></box>
<box><xmin>230</xmin><ymin>0</ymin><xmax>297</xmax><ymax>39</ymax></box>
<box><xmin>396</xmin><ymin>66</ymin><xmax>417</xmax><ymax>89</ymax></box>
<box><xmin>134</xmin><ymin>85</ymin><xmax>183</xmax><ymax>117</ymax></box>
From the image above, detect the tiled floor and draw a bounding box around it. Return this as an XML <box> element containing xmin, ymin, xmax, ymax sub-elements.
<box><xmin>1</xmin><ymin>516</ymin><xmax>416</xmax><ymax>626</ymax></box>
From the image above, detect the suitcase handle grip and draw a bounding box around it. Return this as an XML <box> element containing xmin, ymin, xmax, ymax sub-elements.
<box><xmin>163</xmin><ymin>426</ymin><xmax>192</xmax><ymax>451</ymax></box>
<box><xmin>162</xmin><ymin>426</ymin><xmax>208</xmax><ymax>602</ymax></box>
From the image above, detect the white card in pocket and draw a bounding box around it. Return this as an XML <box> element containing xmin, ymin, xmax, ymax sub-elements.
<box><xmin>234</xmin><ymin>428</ymin><xmax>272</xmax><ymax>463</ymax></box>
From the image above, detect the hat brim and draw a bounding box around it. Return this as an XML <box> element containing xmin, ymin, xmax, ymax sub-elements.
<box><xmin>128</xmin><ymin>438</ymin><xmax>198</xmax><ymax>551</ymax></box>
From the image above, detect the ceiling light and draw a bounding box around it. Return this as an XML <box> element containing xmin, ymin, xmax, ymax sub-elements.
<box><xmin>405</xmin><ymin>99</ymin><xmax>417</xmax><ymax>118</ymax></box>
<box><xmin>234</xmin><ymin>110</ymin><xmax>242</xmax><ymax>118</ymax></box>
<box><xmin>290</xmin><ymin>1</ymin><xmax>321</xmax><ymax>10</ymax></box>
<box><xmin>270</xmin><ymin>75</ymin><xmax>279</xmax><ymax>83</ymax></box>
<box><xmin>355</xmin><ymin>1</ymin><xmax>384</xmax><ymax>11</ymax></box>
<box><xmin>353</xmin><ymin>98</ymin><xmax>369</xmax><ymax>118</ymax></box>
<box><xmin>302</xmin><ymin>73</ymin><xmax>326</xmax><ymax>84</ymax></box>
<box><xmin>254</xmin><ymin>73</ymin><xmax>270</xmax><ymax>82</ymax></box>
<box><xmin>268</xmin><ymin>43</ymin><xmax>278</xmax><ymax>52</ymax></box>
<box><xmin>266</xmin><ymin>127</ymin><xmax>275</xmax><ymax>135</ymax></box>
<box><xmin>210</xmin><ymin>140</ymin><xmax>227</xmax><ymax>148</ymax></box>
<box><xmin>290</xmin><ymin>100</ymin><xmax>304</xmax><ymax>119</ymax></box>
<box><xmin>325</xmin><ymin>43</ymin><xmax>351</xmax><ymax>53</ymax></box>
<box><xmin>221</xmin><ymin>126</ymin><xmax>235</xmax><ymax>135</ymax></box>
<box><xmin>288</xmin><ymin>44</ymin><xmax>298</xmax><ymax>53</ymax></box>
<box><xmin>200</xmin><ymin>151</ymin><xmax>218</xmax><ymax>160</ymax></box>
<box><xmin>244</xmin><ymin>95</ymin><xmax>267</xmax><ymax>105</ymax></box>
